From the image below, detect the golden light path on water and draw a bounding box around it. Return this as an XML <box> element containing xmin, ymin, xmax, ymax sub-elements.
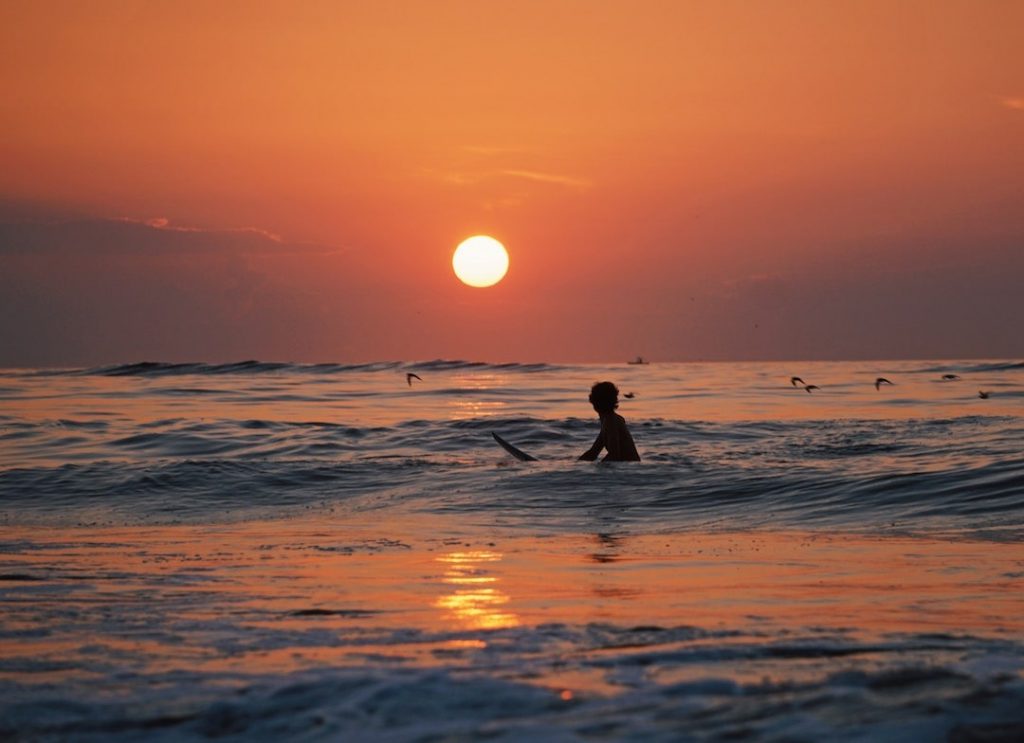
<box><xmin>435</xmin><ymin>550</ymin><xmax>520</xmax><ymax>630</ymax></box>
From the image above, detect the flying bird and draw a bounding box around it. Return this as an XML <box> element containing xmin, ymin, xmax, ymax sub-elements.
<box><xmin>875</xmin><ymin>378</ymin><xmax>894</xmax><ymax>390</ymax></box>
<box><xmin>406</xmin><ymin>373</ymin><xmax>422</xmax><ymax>387</ymax></box>
<box><xmin>623</xmin><ymin>392</ymin><xmax>635</xmax><ymax>399</ymax></box>
<box><xmin>978</xmin><ymin>390</ymin><xmax>990</xmax><ymax>399</ymax></box>
<box><xmin>804</xmin><ymin>385</ymin><xmax>820</xmax><ymax>393</ymax></box>
<box><xmin>942</xmin><ymin>374</ymin><xmax>961</xmax><ymax>381</ymax></box>
<box><xmin>790</xmin><ymin>377</ymin><xmax>805</xmax><ymax>387</ymax></box>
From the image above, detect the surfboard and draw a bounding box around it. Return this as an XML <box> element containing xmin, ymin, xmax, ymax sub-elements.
<box><xmin>492</xmin><ymin>432</ymin><xmax>537</xmax><ymax>461</ymax></box>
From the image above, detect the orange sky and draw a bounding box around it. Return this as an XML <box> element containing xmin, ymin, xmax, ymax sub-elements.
<box><xmin>1</xmin><ymin>1</ymin><xmax>1022</xmax><ymax>364</ymax></box>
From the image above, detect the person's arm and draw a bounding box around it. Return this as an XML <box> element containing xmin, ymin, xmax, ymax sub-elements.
<box><xmin>579</xmin><ymin>430</ymin><xmax>604</xmax><ymax>460</ymax></box>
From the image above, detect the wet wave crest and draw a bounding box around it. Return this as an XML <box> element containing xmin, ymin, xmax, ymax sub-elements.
<box><xmin>3</xmin><ymin>414</ymin><xmax>1023</xmax><ymax>533</ymax></box>
<box><xmin>914</xmin><ymin>360</ymin><xmax>1024</xmax><ymax>374</ymax></box>
<box><xmin>1</xmin><ymin>628</ymin><xmax>1022</xmax><ymax>742</ymax></box>
<box><xmin>40</xmin><ymin>359</ymin><xmax>571</xmax><ymax>377</ymax></box>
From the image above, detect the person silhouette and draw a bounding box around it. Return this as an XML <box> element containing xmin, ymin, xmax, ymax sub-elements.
<box><xmin>578</xmin><ymin>381</ymin><xmax>641</xmax><ymax>462</ymax></box>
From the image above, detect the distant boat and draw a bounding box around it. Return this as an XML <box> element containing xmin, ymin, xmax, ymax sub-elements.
<box><xmin>627</xmin><ymin>356</ymin><xmax>649</xmax><ymax>365</ymax></box>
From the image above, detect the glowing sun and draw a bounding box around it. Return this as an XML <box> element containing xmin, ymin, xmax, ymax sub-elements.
<box><xmin>452</xmin><ymin>235</ymin><xmax>509</xmax><ymax>288</ymax></box>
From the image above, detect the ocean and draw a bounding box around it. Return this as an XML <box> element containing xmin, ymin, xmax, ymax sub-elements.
<box><xmin>1</xmin><ymin>359</ymin><xmax>1022</xmax><ymax>741</ymax></box>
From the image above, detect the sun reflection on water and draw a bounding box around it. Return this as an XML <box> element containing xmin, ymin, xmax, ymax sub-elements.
<box><xmin>434</xmin><ymin>550</ymin><xmax>520</xmax><ymax>630</ymax></box>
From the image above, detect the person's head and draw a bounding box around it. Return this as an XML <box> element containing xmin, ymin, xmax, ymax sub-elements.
<box><xmin>589</xmin><ymin>381</ymin><xmax>619</xmax><ymax>414</ymax></box>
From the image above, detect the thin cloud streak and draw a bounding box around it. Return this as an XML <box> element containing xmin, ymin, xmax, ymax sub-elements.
<box><xmin>500</xmin><ymin>170</ymin><xmax>593</xmax><ymax>189</ymax></box>
<box><xmin>118</xmin><ymin>216</ymin><xmax>283</xmax><ymax>242</ymax></box>
<box><xmin>428</xmin><ymin>169</ymin><xmax>593</xmax><ymax>189</ymax></box>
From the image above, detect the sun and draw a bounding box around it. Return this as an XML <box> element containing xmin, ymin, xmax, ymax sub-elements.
<box><xmin>452</xmin><ymin>236</ymin><xmax>509</xmax><ymax>288</ymax></box>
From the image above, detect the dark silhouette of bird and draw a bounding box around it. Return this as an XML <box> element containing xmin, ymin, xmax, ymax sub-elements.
<box><xmin>623</xmin><ymin>392</ymin><xmax>635</xmax><ymax>399</ymax></box>
<box><xmin>406</xmin><ymin>373</ymin><xmax>422</xmax><ymax>387</ymax></box>
<box><xmin>978</xmin><ymin>390</ymin><xmax>990</xmax><ymax>399</ymax></box>
<box><xmin>942</xmin><ymin>374</ymin><xmax>961</xmax><ymax>381</ymax></box>
<box><xmin>790</xmin><ymin>377</ymin><xmax>805</xmax><ymax>387</ymax></box>
<box><xmin>804</xmin><ymin>385</ymin><xmax>820</xmax><ymax>393</ymax></box>
<box><xmin>875</xmin><ymin>377</ymin><xmax>894</xmax><ymax>390</ymax></box>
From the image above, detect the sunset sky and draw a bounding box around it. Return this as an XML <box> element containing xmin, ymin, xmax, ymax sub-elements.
<box><xmin>1</xmin><ymin>0</ymin><xmax>1021</xmax><ymax>365</ymax></box>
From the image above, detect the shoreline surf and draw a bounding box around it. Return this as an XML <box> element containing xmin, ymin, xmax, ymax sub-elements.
<box><xmin>2</xmin><ymin>515</ymin><xmax>1022</xmax><ymax>740</ymax></box>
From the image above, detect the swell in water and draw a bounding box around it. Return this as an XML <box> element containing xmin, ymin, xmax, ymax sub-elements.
<box><xmin>2</xmin><ymin>358</ymin><xmax>1023</xmax><ymax>533</ymax></box>
<box><xmin>2</xmin><ymin>412</ymin><xmax>1022</xmax><ymax>535</ymax></box>
<box><xmin>31</xmin><ymin>359</ymin><xmax>574</xmax><ymax>377</ymax></box>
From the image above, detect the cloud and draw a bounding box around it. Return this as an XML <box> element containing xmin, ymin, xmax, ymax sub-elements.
<box><xmin>117</xmin><ymin>216</ymin><xmax>284</xmax><ymax>242</ymax></box>
<box><xmin>686</xmin><ymin>249</ymin><xmax>1024</xmax><ymax>360</ymax></box>
<box><xmin>0</xmin><ymin>214</ymin><xmax>332</xmax><ymax>257</ymax></box>
<box><xmin>428</xmin><ymin>168</ymin><xmax>592</xmax><ymax>190</ymax></box>
<box><xmin>1000</xmin><ymin>97</ymin><xmax>1024</xmax><ymax>111</ymax></box>
<box><xmin>499</xmin><ymin>170</ymin><xmax>593</xmax><ymax>189</ymax></box>
<box><xmin>0</xmin><ymin>213</ymin><xmax>359</xmax><ymax>365</ymax></box>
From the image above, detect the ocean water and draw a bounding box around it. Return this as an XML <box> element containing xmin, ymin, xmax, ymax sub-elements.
<box><xmin>1</xmin><ymin>359</ymin><xmax>1023</xmax><ymax>741</ymax></box>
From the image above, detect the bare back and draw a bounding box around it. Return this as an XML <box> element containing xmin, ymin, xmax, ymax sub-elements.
<box><xmin>579</xmin><ymin>412</ymin><xmax>640</xmax><ymax>462</ymax></box>
<box><xmin>601</xmin><ymin>412</ymin><xmax>640</xmax><ymax>461</ymax></box>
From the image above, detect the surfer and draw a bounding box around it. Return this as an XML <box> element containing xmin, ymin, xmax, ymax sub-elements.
<box><xmin>579</xmin><ymin>381</ymin><xmax>641</xmax><ymax>462</ymax></box>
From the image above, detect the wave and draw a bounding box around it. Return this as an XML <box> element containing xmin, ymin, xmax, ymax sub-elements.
<box><xmin>913</xmin><ymin>360</ymin><xmax>1024</xmax><ymax>374</ymax></box>
<box><xmin>89</xmin><ymin>360</ymin><xmax>402</xmax><ymax>376</ymax></box>
<box><xmin>403</xmin><ymin>359</ymin><xmax>567</xmax><ymax>373</ymax></box>
<box><xmin>3</xmin><ymin>412</ymin><xmax>1019</xmax><ymax>460</ymax></box>
<box><xmin>9</xmin><ymin>358</ymin><xmax>1024</xmax><ymax>379</ymax></box>
<box><xmin>3</xmin><ymin>631</ymin><xmax>1021</xmax><ymax>742</ymax></box>
<box><xmin>24</xmin><ymin>359</ymin><xmax>572</xmax><ymax>377</ymax></box>
<box><xmin>3</xmin><ymin>423</ymin><xmax>1023</xmax><ymax>532</ymax></box>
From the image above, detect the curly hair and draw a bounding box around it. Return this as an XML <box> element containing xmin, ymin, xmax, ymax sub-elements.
<box><xmin>588</xmin><ymin>381</ymin><xmax>619</xmax><ymax>413</ymax></box>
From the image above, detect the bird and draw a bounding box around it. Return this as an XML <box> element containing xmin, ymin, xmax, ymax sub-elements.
<box><xmin>804</xmin><ymin>385</ymin><xmax>820</xmax><ymax>393</ymax></box>
<box><xmin>790</xmin><ymin>377</ymin><xmax>805</xmax><ymax>387</ymax></box>
<box><xmin>875</xmin><ymin>377</ymin><xmax>894</xmax><ymax>390</ymax></box>
<box><xmin>406</xmin><ymin>373</ymin><xmax>422</xmax><ymax>387</ymax></box>
<box><xmin>623</xmin><ymin>392</ymin><xmax>635</xmax><ymax>399</ymax></box>
<box><xmin>978</xmin><ymin>390</ymin><xmax>990</xmax><ymax>399</ymax></box>
<box><xmin>942</xmin><ymin>374</ymin><xmax>961</xmax><ymax>381</ymax></box>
